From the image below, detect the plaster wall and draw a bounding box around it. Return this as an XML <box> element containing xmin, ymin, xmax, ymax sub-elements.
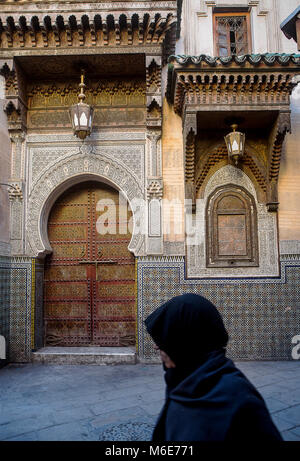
<box><xmin>179</xmin><ymin>0</ymin><xmax>299</xmax><ymax>56</ymax></box>
<box><xmin>178</xmin><ymin>1</ymin><xmax>300</xmax><ymax>256</ymax></box>
<box><xmin>0</xmin><ymin>76</ymin><xmax>11</xmax><ymax>256</ymax></box>
<box><xmin>278</xmin><ymin>87</ymin><xmax>300</xmax><ymax>248</ymax></box>
<box><xmin>161</xmin><ymin>98</ymin><xmax>185</xmax><ymax>245</ymax></box>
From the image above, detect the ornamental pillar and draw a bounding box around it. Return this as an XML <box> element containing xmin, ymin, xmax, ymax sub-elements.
<box><xmin>145</xmin><ymin>56</ymin><xmax>163</xmax><ymax>254</ymax></box>
<box><xmin>1</xmin><ymin>60</ymin><xmax>27</xmax><ymax>255</ymax></box>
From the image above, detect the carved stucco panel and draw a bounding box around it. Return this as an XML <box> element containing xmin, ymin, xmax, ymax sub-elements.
<box><xmin>29</xmin><ymin>143</ymin><xmax>144</xmax><ymax>194</ymax></box>
<box><xmin>205</xmin><ymin>165</ymin><xmax>257</xmax><ymax>200</ymax></box>
<box><xmin>10</xmin><ymin>200</ymin><xmax>23</xmax><ymax>241</ymax></box>
<box><xmin>26</xmin><ymin>152</ymin><xmax>145</xmax><ymax>258</ymax></box>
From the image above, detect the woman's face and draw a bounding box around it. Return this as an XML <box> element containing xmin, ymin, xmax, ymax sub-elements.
<box><xmin>155</xmin><ymin>345</ymin><xmax>176</xmax><ymax>368</ymax></box>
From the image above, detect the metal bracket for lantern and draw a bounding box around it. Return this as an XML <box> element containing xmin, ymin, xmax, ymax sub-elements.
<box><xmin>0</xmin><ymin>183</ymin><xmax>18</xmax><ymax>190</ymax></box>
<box><xmin>69</xmin><ymin>69</ymin><xmax>94</xmax><ymax>140</ymax></box>
<box><xmin>224</xmin><ymin>124</ymin><xmax>245</xmax><ymax>165</ymax></box>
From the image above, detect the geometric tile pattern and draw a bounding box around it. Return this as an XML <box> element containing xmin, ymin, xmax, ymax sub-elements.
<box><xmin>9</xmin><ymin>257</ymin><xmax>34</xmax><ymax>362</ymax></box>
<box><xmin>137</xmin><ymin>256</ymin><xmax>300</xmax><ymax>361</ymax></box>
<box><xmin>0</xmin><ymin>256</ymin><xmax>34</xmax><ymax>363</ymax></box>
<box><xmin>34</xmin><ymin>262</ymin><xmax>45</xmax><ymax>351</ymax></box>
<box><xmin>2</xmin><ymin>254</ymin><xmax>300</xmax><ymax>363</ymax></box>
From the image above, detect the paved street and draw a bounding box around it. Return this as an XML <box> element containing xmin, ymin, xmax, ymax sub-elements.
<box><xmin>0</xmin><ymin>361</ymin><xmax>300</xmax><ymax>441</ymax></box>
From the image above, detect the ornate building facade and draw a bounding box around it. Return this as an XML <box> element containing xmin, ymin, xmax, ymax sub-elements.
<box><xmin>0</xmin><ymin>0</ymin><xmax>299</xmax><ymax>364</ymax></box>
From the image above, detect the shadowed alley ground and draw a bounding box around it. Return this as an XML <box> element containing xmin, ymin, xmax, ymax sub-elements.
<box><xmin>0</xmin><ymin>361</ymin><xmax>300</xmax><ymax>441</ymax></box>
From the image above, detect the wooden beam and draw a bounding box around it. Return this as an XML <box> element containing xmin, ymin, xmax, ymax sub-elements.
<box><xmin>296</xmin><ymin>17</ymin><xmax>300</xmax><ymax>51</ymax></box>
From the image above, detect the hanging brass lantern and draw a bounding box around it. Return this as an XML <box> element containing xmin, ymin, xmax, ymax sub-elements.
<box><xmin>224</xmin><ymin>123</ymin><xmax>245</xmax><ymax>165</ymax></box>
<box><xmin>69</xmin><ymin>70</ymin><xmax>94</xmax><ymax>140</ymax></box>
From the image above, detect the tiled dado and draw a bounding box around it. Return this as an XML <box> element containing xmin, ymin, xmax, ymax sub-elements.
<box><xmin>1</xmin><ymin>254</ymin><xmax>300</xmax><ymax>363</ymax></box>
<box><xmin>0</xmin><ymin>257</ymin><xmax>36</xmax><ymax>363</ymax></box>
<box><xmin>137</xmin><ymin>256</ymin><xmax>300</xmax><ymax>361</ymax></box>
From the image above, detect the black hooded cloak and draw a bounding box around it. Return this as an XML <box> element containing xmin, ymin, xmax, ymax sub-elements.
<box><xmin>144</xmin><ymin>293</ymin><xmax>282</xmax><ymax>441</ymax></box>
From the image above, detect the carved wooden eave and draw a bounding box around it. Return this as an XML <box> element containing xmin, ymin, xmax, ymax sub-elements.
<box><xmin>167</xmin><ymin>54</ymin><xmax>300</xmax><ymax>114</ymax></box>
<box><xmin>280</xmin><ymin>5</ymin><xmax>300</xmax><ymax>51</ymax></box>
<box><xmin>0</xmin><ymin>59</ymin><xmax>27</xmax><ymax>135</ymax></box>
<box><xmin>0</xmin><ymin>1</ymin><xmax>177</xmax><ymax>62</ymax></box>
<box><xmin>0</xmin><ymin>1</ymin><xmax>178</xmax><ymax>136</ymax></box>
<box><xmin>166</xmin><ymin>53</ymin><xmax>300</xmax><ymax>212</ymax></box>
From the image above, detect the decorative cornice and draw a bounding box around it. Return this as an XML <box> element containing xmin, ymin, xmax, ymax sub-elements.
<box><xmin>280</xmin><ymin>5</ymin><xmax>300</xmax><ymax>44</ymax></box>
<box><xmin>0</xmin><ymin>1</ymin><xmax>177</xmax><ymax>7</ymax></box>
<box><xmin>146</xmin><ymin>57</ymin><xmax>162</xmax><ymax>126</ymax></box>
<box><xmin>1</xmin><ymin>60</ymin><xmax>27</xmax><ymax>133</ymax></box>
<box><xmin>0</xmin><ymin>5</ymin><xmax>177</xmax><ymax>56</ymax></box>
<box><xmin>168</xmin><ymin>53</ymin><xmax>300</xmax><ymax>67</ymax></box>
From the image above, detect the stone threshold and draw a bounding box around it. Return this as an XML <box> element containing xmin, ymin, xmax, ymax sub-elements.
<box><xmin>32</xmin><ymin>346</ymin><xmax>136</xmax><ymax>365</ymax></box>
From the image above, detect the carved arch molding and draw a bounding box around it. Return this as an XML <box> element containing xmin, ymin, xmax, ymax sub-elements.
<box><xmin>26</xmin><ymin>152</ymin><xmax>145</xmax><ymax>258</ymax></box>
<box><xmin>185</xmin><ymin>110</ymin><xmax>292</xmax><ymax>212</ymax></box>
<box><xmin>194</xmin><ymin>142</ymin><xmax>267</xmax><ymax>203</ymax></box>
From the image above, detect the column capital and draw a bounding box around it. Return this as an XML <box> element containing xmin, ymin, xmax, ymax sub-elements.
<box><xmin>8</xmin><ymin>182</ymin><xmax>23</xmax><ymax>201</ymax></box>
<box><xmin>146</xmin><ymin>177</ymin><xmax>163</xmax><ymax>200</ymax></box>
<box><xmin>146</xmin><ymin>130</ymin><xmax>162</xmax><ymax>142</ymax></box>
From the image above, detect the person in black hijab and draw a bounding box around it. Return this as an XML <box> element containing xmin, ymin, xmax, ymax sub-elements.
<box><xmin>144</xmin><ymin>293</ymin><xmax>282</xmax><ymax>441</ymax></box>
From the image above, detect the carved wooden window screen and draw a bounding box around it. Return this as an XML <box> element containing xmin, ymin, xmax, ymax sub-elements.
<box><xmin>213</xmin><ymin>13</ymin><xmax>251</xmax><ymax>56</ymax></box>
<box><xmin>206</xmin><ymin>185</ymin><xmax>258</xmax><ymax>267</ymax></box>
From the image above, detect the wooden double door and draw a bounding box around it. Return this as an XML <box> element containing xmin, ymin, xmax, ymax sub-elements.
<box><xmin>44</xmin><ymin>181</ymin><xmax>135</xmax><ymax>347</ymax></box>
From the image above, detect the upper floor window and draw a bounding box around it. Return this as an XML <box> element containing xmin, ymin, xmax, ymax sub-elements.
<box><xmin>213</xmin><ymin>12</ymin><xmax>251</xmax><ymax>56</ymax></box>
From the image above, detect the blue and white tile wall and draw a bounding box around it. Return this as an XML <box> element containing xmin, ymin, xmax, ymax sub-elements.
<box><xmin>137</xmin><ymin>256</ymin><xmax>300</xmax><ymax>361</ymax></box>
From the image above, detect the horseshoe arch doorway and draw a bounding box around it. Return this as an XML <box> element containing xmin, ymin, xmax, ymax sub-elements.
<box><xmin>43</xmin><ymin>180</ymin><xmax>136</xmax><ymax>347</ymax></box>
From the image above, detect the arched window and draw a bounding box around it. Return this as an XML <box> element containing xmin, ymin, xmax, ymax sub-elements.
<box><xmin>206</xmin><ymin>185</ymin><xmax>258</xmax><ymax>267</ymax></box>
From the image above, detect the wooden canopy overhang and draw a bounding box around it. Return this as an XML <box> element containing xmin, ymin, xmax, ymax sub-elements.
<box><xmin>281</xmin><ymin>5</ymin><xmax>300</xmax><ymax>51</ymax></box>
<box><xmin>167</xmin><ymin>54</ymin><xmax>300</xmax><ymax>115</ymax></box>
<box><xmin>0</xmin><ymin>1</ymin><xmax>179</xmax><ymax>140</ymax></box>
<box><xmin>0</xmin><ymin>1</ymin><xmax>177</xmax><ymax>59</ymax></box>
<box><xmin>166</xmin><ymin>54</ymin><xmax>300</xmax><ymax>212</ymax></box>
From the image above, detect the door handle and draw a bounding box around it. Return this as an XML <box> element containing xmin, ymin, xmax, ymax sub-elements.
<box><xmin>78</xmin><ymin>260</ymin><xmax>116</xmax><ymax>281</ymax></box>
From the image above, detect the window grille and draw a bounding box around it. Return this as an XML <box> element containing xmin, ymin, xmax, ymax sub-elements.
<box><xmin>214</xmin><ymin>13</ymin><xmax>251</xmax><ymax>56</ymax></box>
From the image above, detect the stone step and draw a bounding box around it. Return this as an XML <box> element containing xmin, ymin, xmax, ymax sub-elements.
<box><xmin>32</xmin><ymin>346</ymin><xmax>136</xmax><ymax>365</ymax></box>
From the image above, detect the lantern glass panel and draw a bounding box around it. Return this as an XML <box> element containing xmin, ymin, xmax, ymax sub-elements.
<box><xmin>69</xmin><ymin>102</ymin><xmax>93</xmax><ymax>139</ymax></box>
<box><xmin>232</xmin><ymin>138</ymin><xmax>239</xmax><ymax>153</ymax></box>
<box><xmin>80</xmin><ymin>111</ymin><xmax>88</xmax><ymax>127</ymax></box>
<box><xmin>224</xmin><ymin>128</ymin><xmax>245</xmax><ymax>162</ymax></box>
